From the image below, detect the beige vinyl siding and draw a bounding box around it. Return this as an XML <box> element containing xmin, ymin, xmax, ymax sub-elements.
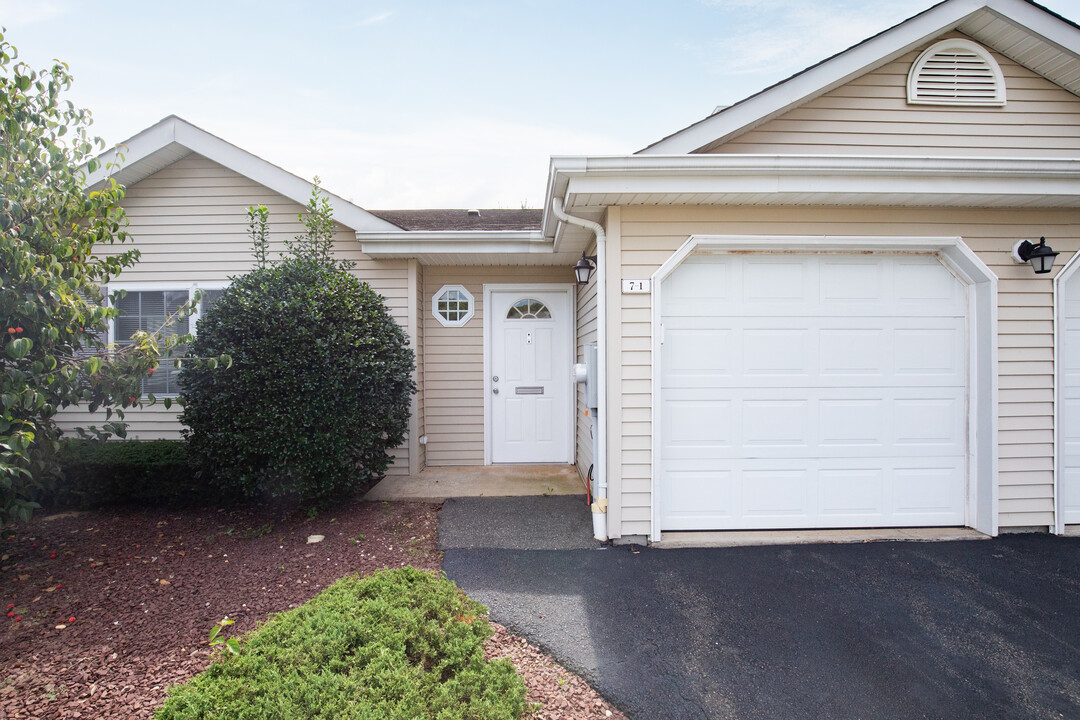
<box><xmin>53</xmin><ymin>154</ymin><xmax>413</xmax><ymax>473</ymax></box>
<box><xmin>610</xmin><ymin>205</ymin><xmax>1080</xmax><ymax>537</ymax></box>
<box><xmin>422</xmin><ymin>266</ymin><xmax>572</xmax><ymax>466</ymax></box>
<box><xmin>705</xmin><ymin>33</ymin><xmax>1080</xmax><ymax>158</ymax></box>
<box><xmin>575</xmin><ymin>243</ymin><xmax>598</xmax><ymax>483</ymax></box>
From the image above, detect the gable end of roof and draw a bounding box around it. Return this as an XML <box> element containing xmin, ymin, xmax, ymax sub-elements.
<box><xmin>84</xmin><ymin>116</ymin><xmax>400</xmax><ymax>233</ymax></box>
<box><xmin>639</xmin><ymin>0</ymin><xmax>1080</xmax><ymax>155</ymax></box>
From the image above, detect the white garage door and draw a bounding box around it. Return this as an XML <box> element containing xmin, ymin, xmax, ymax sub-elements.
<box><xmin>659</xmin><ymin>253</ymin><xmax>968</xmax><ymax>531</ymax></box>
<box><xmin>1058</xmin><ymin>268</ymin><xmax>1080</xmax><ymax>526</ymax></box>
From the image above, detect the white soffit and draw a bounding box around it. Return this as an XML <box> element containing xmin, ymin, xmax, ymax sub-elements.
<box><xmin>640</xmin><ymin>0</ymin><xmax>1080</xmax><ymax>155</ymax></box>
<box><xmin>83</xmin><ymin>116</ymin><xmax>400</xmax><ymax>233</ymax></box>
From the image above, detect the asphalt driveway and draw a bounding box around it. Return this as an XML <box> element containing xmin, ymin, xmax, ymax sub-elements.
<box><xmin>443</xmin><ymin>532</ymin><xmax>1080</xmax><ymax>720</ymax></box>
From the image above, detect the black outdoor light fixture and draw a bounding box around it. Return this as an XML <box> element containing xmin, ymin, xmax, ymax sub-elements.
<box><xmin>1012</xmin><ymin>237</ymin><xmax>1059</xmax><ymax>275</ymax></box>
<box><xmin>574</xmin><ymin>251</ymin><xmax>597</xmax><ymax>285</ymax></box>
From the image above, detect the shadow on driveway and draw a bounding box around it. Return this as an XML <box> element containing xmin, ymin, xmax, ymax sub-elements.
<box><xmin>444</xmin><ymin>535</ymin><xmax>1080</xmax><ymax>720</ymax></box>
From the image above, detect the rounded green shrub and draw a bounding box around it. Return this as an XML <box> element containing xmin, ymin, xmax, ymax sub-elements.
<box><xmin>180</xmin><ymin>257</ymin><xmax>415</xmax><ymax>504</ymax></box>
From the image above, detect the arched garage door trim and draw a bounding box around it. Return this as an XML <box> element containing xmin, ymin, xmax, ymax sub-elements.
<box><xmin>1053</xmin><ymin>251</ymin><xmax>1080</xmax><ymax>535</ymax></box>
<box><xmin>649</xmin><ymin>235</ymin><xmax>998</xmax><ymax>542</ymax></box>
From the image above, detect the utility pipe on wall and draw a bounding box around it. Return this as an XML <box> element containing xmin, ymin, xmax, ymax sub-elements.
<box><xmin>552</xmin><ymin>197</ymin><xmax>608</xmax><ymax>541</ymax></box>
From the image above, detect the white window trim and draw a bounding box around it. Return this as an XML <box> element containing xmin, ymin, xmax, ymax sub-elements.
<box><xmin>431</xmin><ymin>284</ymin><xmax>475</xmax><ymax>328</ymax></box>
<box><xmin>907</xmin><ymin>38</ymin><xmax>1007</xmax><ymax>106</ymax></box>
<box><xmin>106</xmin><ymin>282</ymin><xmax>229</xmax><ymax>343</ymax></box>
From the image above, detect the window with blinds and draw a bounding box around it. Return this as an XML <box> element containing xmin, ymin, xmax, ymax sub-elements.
<box><xmin>112</xmin><ymin>288</ymin><xmax>226</xmax><ymax>396</ymax></box>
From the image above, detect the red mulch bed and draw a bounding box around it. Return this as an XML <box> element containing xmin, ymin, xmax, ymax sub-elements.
<box><xmin>0</xmin><ymin>501</ymin><xmax>626</xmax><ymax>720</ymax></box>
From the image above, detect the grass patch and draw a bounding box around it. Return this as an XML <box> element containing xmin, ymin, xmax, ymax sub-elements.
<box><xmin>155</xmin><ymin>567</ymin><xmax>526</xmax><ymax>719</ymax></box>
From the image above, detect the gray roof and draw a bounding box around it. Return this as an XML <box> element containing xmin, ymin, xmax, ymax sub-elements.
<box><xmin>369</xmin><ymin>209</ymin><xmax>542</xmax><ymax>232</ymax></box>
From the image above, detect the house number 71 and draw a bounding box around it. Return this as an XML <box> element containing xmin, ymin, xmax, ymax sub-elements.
<box><xmin>622</xmin><ymin>279</ymin><xmax>651</xmax><ymax>294</ymax></box>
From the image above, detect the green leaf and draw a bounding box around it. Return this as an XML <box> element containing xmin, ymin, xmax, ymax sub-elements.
<box><xmin>84</xmin><ymin>356</ymin><xmax>101</xmax><ymax>375</ymax></box>
<box><xmin>5</xmin><ymin>338</ymin><xmax>32</xmax><ymax>359</ymax></box>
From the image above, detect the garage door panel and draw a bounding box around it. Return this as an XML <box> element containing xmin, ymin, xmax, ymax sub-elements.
<box><xmin>894</xmin><ymin>397</ymin><xmax>965</xmax><ymax>447</ymax></box>
<box><xmin>743</xmin><ymin>400</ymin><xmax>810</xmax><ymax>448</ymax></box>
<box><xmin>664</xmin><ymin>327</ymin><xmax>733</xmax><ymax>379</ymax></box>
<box><xmin>663</xmin><ymin>387</ymin><xmax>965</xmax><ymax>460</ymax></box>
<box><xmin>818</xmin><ymin>399</ymin><xmax>885</xmax><ymax>447</ymax></box>
<box><xmin>819</xmin><ymin>468</ymin><xmax>886</xmax><ymax>517</ymax></box>
<box><xmin>890</xmin><ymin>464</ymin><xmax>966</xmax><ymax>520</ymax></box>
<box><xmin>664</xmin><ymin>396</ymin><xmax>732</xmax><ymax>449</ymax></box>
<box><xmin>741</xmin><ymin>469</ymin><xmax>809</xmax><ymax>517</ymax></box>
<box><xmin>662</xmin><ymin>318</ymin><xmax>965</xmax><ymax>387</ymax></box>
<box><xmin>660</xmin><ymin>252</ymin><xmax>968</xmax><ymax>531</ymax></box>
<box><xmin>819</xmin><ymin>329</ymin><xmax>888</xmax><ymax>376</ymax></box>
<box><xmin>894</xmin><ymin>258</ymin><xmax>966</xmax><ymax>306</ymax></box>
<box><xmin>661</xmin><ymin>458</ymin><xmax>965</xmax><ymax>530</ymax></box>
<box><xmin>894</xmin><ymin>327</ymin><xmax>965</xmax><ymax>378</ymax></box>
<box><xmin>744</xmin><ymin>260</ymin><xmax>806</xmax><ymax>301</ymax></box>
<box><xmin>820</xmin><ymin>258</ymin><xmax>884</xmax><ymax>301</ymax></box>
<box><xmin>742</xmin><ymin>329</ymin><xmax>811</xmax><ymax>377</ymax></box>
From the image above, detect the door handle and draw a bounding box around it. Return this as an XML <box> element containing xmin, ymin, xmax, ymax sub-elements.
<box><xmin>492</xmin><ymin>387</ymin><xmax>499</xmax><ymax>394</ymax></box>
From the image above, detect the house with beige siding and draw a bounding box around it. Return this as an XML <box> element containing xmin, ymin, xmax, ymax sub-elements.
<box><xmin>60</xmin><ymin>0</ymin><xmax>1080</xmax><ymax>544</ymax></box>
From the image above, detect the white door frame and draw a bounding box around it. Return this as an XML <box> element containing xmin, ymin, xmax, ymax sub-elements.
<box><xmin>483</xmin><ymin>283</ymin><xmax>577</xmax><ymax>465</ymax></box>
<box><xmin>1052</xmin><ymin>251</ymin><xmax>1080</xmax><ymax>535</ymax></box>
<box><xmin>649</xmin><ymin>235</ymin><xmax>999</xmax><ymax>543</ymax></box>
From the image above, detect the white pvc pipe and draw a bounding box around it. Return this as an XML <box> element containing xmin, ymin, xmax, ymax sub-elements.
<box><xmin>552</xmin><ymin>197</ymin><xmax>608</xmax><ymax>541</ymax></box>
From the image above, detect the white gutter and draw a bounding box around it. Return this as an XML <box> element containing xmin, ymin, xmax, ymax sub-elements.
<box><xmin>552</xmin><ymin>197</ymin><xmax>608</xmax><ymax>542</ymax></box>
<box><xmin>357</xmin><ymin>230</ymin><xmax>550</xmax><ymax>257</ymax></box>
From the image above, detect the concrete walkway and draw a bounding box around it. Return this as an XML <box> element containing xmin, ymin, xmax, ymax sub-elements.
<box><xmin>363</xmin><ymin>464</ymin><xmax>586</xmax><ymax>502</ymax></box>
<box><xmin>438</xmin><ymin>495</ymin><xmax>599</xmax><ymax>551</ymax></box>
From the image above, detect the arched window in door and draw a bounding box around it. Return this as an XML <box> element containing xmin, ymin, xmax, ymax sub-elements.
<box><xmin>506</xmin><ymin>298</ymin><xmax>551</xmax><ymax>319</ymax></box>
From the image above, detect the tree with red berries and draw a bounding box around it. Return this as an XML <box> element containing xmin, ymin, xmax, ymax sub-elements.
<box><xmin>0</xmin><ymin>31</ymin><xmax>211</xmax><ymax>530</ymax></box>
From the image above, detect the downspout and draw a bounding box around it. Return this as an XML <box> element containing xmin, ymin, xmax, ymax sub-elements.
<box><xmin>551</xmin><ymin>197</ymin><xmax>608</xmax><ymax>541</ymax></box>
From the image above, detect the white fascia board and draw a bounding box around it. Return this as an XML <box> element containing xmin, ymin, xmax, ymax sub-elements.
<box><xmin>544</xmin><ymin>153</ymin><xmax>1080</xmax><ymax>239</ymax></box>
<box><xmin>557</xmin><ymin>154</ymin><xmax>1080</xmax><ymax>195</ymax></box>
<box><xmin>639</xmin><ymin>0</ymin><xmax>1079</xmax><ymax>155</ymax></box>
<box><xmin>83</xmin><ymin>116</ymin><xmax>400</xmax><ymax>233</ymax></box>
<box><xmin>358</xmin><ymin>231</ymin><xmax>551</xmax><ymax>257</ymax></box>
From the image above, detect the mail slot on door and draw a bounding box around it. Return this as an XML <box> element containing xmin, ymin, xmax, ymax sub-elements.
<box><xmin>515</xmin><ymin>386</ymin><xmax>545</xmax><ymax>395</ymax></box>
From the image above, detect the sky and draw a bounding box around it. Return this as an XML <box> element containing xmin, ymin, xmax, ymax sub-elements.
<box><xmin>5</xmin><ymin>0</ymin><xmax>1080</xmax><ymax>209</ymax></box>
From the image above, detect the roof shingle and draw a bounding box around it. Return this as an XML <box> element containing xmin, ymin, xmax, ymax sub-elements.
<box><xmin>368</xmin><ymin>209</ymin><xmax>542</xmax><ymax>232</ymax></box>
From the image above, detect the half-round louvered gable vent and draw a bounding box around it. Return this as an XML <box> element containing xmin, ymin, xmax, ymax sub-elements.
<box><xmin>907</xmin><ymin>38</ymin><xmax>1006</xmax><ymax>106</ymax></box>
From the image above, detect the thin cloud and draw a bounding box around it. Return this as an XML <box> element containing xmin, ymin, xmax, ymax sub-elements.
<box><xmin>690</xmin><ymin>0</ymin><xmax>927</xmax><ymax>77</ymax></box>
<box><xmin>209</xmin><ymin>115</ymin><xmax>626</xmax><ymax>209</ymax></box>
<box><xmin>353</xmin><ymin>11</ymin><xmax>393</xmax><ymax>28</ymax></box>
<box><xmin>0</xmin><ymin>0</ymin><xmax>65</xmax><ymax>27</ymax></box>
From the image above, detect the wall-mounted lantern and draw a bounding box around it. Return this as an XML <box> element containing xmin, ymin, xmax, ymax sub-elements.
<box><xmin>574</xmin><ymin>251</ymin><xmax>597</xmax><ymax>285</ymax></box>
<box><xmin>1012</xmin><ymin>237</ymin><xmax>1059</xmax><ymax>275</ymax></box>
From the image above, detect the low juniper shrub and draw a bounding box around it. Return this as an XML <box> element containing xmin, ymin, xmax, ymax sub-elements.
<box><xmin>155</xmin><ymin>567</ymin><xmax>527</xmax><ymax>719</ymax></box>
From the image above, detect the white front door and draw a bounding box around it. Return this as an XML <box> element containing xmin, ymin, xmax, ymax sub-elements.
<box><xmin>490</xmin><ymin>288</ymin><xmax>572</xmax><ymax>464</ymax></box>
